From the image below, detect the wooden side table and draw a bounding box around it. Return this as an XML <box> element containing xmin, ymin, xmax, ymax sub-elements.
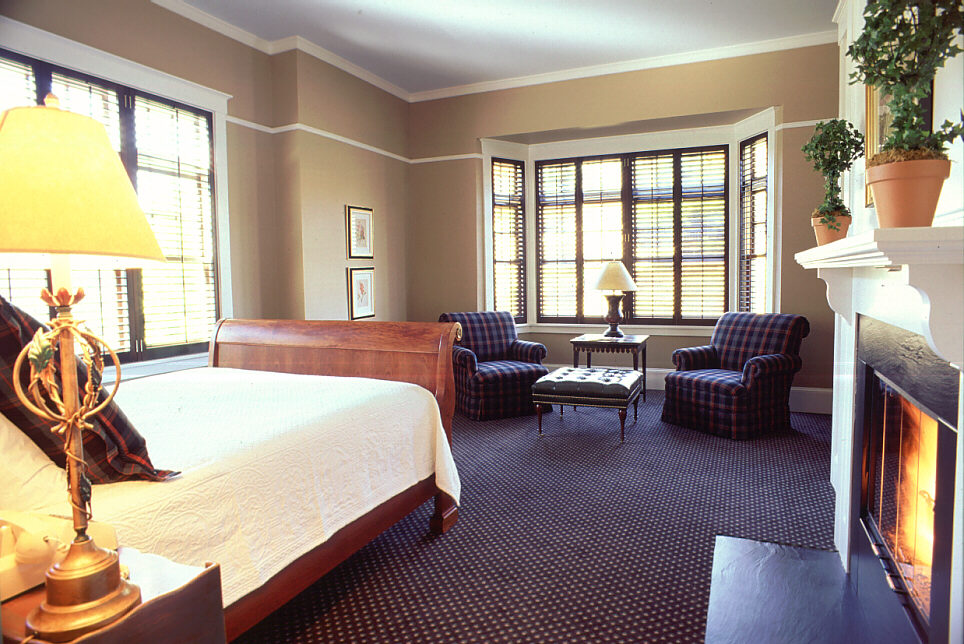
<box><xmin>570</xmin><ymin>333</ymin><xmax>649</xmax><ymax>401</ymax></box>
<box><xmin>2</xmin><ymin>548</ymin><xmax>226</xmax><ymax>644</ymax></box>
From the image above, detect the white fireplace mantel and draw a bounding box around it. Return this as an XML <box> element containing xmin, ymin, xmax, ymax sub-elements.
<box><xmin>796</xmin><ymin>226</ymin><xmax>964</xmax><ymax>369</ymax></box>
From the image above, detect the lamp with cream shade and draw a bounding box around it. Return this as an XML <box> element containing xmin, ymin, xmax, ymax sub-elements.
<box><xmin>593</xmin><ymin>260</ymin><xmax>637</xmax><ymax>338</ymax></box>
<box><xmin>0</xmin><ymin>95</ymin><xmax>165</xmax><ymax>641</ymax></box>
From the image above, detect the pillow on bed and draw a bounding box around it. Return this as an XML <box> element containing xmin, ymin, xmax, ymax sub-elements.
<box><xmin>0</xmin><ymin>295</ymin><xmax>175</xmax><ymax>483</ymax></box>
<box><xmin>0</xmin><ymin>410</ymin><xmax>67</xmax><ymax>511</ymax></box>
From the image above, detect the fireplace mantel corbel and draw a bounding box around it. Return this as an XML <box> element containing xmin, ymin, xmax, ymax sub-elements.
<box><xmin>796</xmin><ymin>227</ymin><xmax>964</xmax><ymax>369</ymax></box>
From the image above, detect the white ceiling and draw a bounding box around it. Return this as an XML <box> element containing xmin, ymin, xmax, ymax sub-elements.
<box><xmin>169</xmin><ymin>0</ymin><xmax>838</xmax><ymax>100</ymax></box>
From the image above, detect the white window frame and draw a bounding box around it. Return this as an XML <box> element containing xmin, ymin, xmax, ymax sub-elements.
<box><xmin>480</xmin><ymin>107</ymin><xmax>780</xmax><ymax>336</ymax></box>
<box><xmin>0</xmin><ymin>15</ymin><xmax>234</xmax><ymax>319</ymax></box>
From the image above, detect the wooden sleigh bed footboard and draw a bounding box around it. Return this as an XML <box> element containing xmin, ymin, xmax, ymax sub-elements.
<box><xmin>207</xmin><ymin>318</ymin><xmax>462</xmax><ymax>641</ymax></box>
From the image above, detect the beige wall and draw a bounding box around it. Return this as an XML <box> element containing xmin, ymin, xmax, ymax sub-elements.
<box><xmin>406</xmin><ymin>45</ymin><xmax>839</xmax><ymax>387</ymax></box>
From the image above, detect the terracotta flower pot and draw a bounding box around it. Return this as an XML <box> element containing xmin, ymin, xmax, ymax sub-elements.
<box><xmin>867</xmin><ymin>159</ymin><xmax>950</xmax><ymax>228</ymax></box>
<box><xmin>811</xmin><ymin>212</ymin><xmax>851</xmax><ymax>246</ymax></box>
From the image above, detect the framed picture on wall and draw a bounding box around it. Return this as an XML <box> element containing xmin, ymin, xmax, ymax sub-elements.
<box><xmin>346</xmin><ymin>205</ymin><xmax>374</xmax><ymax>259</ymax></box>
<box><xmin>348</xmin><ymin>267</ymin><xmax>375</xmax><ymax>319</ymax></box>
<box><xmin>864</xmin><ymin>83</ymin><xmax>934</xmax><ymax>206</ymax></box>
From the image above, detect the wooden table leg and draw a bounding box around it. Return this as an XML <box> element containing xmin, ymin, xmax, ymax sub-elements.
<box><xmin>642</xmin><ymin>345</ymin><xmax>647</xmax><ymax>402</ymax></box>
<box><xmin>618</xmin><ymin>408</ymin><xmax>626</xmax><ymax>443</ymax></box>
<box><xmin>586</xmin><ymin>352</ymin><xmax>592</xmax><ymax>368</ymax></box>
<box><xmin>572</xmin><ymin>347</ymin><xmax>578</xmax><ymax>368</ymax></box>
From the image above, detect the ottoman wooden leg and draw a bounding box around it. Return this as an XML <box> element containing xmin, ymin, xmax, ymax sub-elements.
<box><xmin>634</xmin><ymin>397</ymin><xmax>638</xmax><ymax>422</ymax></box>
<box><xmin>618</xmin><ymin>408</ymin><xmax>627</xmax><ymax>442</ymax></box>
<box><xmin>537</xmin><ymin>404</ymin><xmax>544</xmax><ymax>436</ymax></box>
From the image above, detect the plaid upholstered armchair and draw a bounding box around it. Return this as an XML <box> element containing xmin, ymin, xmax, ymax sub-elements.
<box><xmin>438</xmin><ymin>311</ymin><xmax>549</xmax><ymax>421</ymax></box>
<box><xmin>662</xmin><ymin>312</ymin><xmax>810</xmax><ymax>439</ymax></box>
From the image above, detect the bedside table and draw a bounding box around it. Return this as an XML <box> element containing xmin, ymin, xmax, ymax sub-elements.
<box><xmin>2</xmin><ymin>548</ymin><xmax>226</xmax><ymax>644</ymax></box>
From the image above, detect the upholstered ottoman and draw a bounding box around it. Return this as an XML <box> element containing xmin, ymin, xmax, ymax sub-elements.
<box><xmin>531</xmin><ymin>367</ymin><xmax>642</xmax><ymax>442</ymax></box>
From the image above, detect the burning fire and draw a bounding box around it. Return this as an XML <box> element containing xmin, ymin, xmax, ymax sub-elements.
<box><xmin>893</xmin><ymin>395</ymin><xmax>937</xmax><ymax>617</ymax></box>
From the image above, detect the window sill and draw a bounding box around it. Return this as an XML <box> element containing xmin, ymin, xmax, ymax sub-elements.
<box><xmin>515</xmin><ymin>323</ymin><xmax>713</xmax><ymax>337</ymax></box>
<box><xmin>102</xmin><ymin>353</ymin><xmax>208</xmax><ymax>385</ymax></box>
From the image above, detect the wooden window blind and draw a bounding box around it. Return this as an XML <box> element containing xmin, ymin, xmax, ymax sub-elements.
<box><xmin>678</xmin><ymin>148</ymin><xmax>727</xmax><ymax>320</ymax></box>
<box><xmin>738</xmin><ymin>133</ymin><xmax>768</xmax><ymax>313</ymax></box>
<box><xmin>535</xmin><ymin>146</ymin><xmax>728</xmax><ymax>325</ymax></box>
<box><xmin>491</xmin><ymin>159</ymin><xmax>526</xmax><ymax>322</ymax></box>
<box><xmin>0</xmin><ymin>48</ymin><xmax>218</xmax><ymax>362</ymax></box>
<box><xmin>630</xmin><ymin>153</ymin><xmax>675</xmax><ymax>320</ymax></box>
<box><xmin>579</xmin><ymin>157</ymin><xmax>623</xmax><ymax>319</ymax></box>
<box><xmin>536</xmin><ymin>161</ymin><xmax>578</xmax><ymax>321</ymax></box>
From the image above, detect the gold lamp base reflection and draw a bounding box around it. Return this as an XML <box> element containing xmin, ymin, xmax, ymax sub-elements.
<box><xmin>13</xmin><ymin>288</ymin><xmax>140</xmax><ymax>641</ymax></box>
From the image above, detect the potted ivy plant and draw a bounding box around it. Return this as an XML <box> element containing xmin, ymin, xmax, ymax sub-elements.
<box><xmin>847</xmin><ymin>0</ymin><xmax>964</xmax><ymax>228</ymax></box>
<box><xmin>802</xmin><ymin>119</ymin><xmax>865</xmax><ymax>245</ymax></box>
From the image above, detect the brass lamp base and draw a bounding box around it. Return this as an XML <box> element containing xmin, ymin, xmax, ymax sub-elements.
<box><xmin>26</xmin><ymin>537</ymin><xmax>141</xmax><ymax>642</ymax></box>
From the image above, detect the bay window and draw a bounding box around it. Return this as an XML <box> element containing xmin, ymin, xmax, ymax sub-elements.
<box><xmin>536</xmin><ymin>145</ymin><xmax>728</xmax><ymax>325</ymax></box>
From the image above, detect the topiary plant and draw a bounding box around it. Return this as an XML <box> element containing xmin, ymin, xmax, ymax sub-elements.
<box><xmin>801</xmin><ymin>119</ymin><xmax>864</xmax><ymax>229</ymax></box>
<box><xmin>847</xmin><ymin>0</ymin><xmax>964</xmax><ymax>165</ymax></box>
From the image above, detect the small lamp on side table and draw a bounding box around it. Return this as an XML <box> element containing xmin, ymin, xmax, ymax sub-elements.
<box><xmin>0</xmin><ymin>95</ymin><xmax>165</xmax><ymax>641</ymax></box>
<box><xmin>593</xmin><ymin>261</ymin><xmax>636</xmax><ymax>338</ymax></box>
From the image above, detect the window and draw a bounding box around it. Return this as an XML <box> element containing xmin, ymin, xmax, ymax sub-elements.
<box><xmin>0</xmin><ymin>48</ymin><xmax>218</xmax><ymax>361</ymax></box>
<box><xmin>738</xmin><ymin>133</ymin><xmax>768</xmax><ymax>313</ymax></box>
<box><xmin>535</xmin><ymin>146</ymin><xmax>728</xmax><ymax>325</ymax></box>
<box><xmin>491</xmin><ymin>159</ymin><xmax>526</xmax><ymax>321</ymax></box>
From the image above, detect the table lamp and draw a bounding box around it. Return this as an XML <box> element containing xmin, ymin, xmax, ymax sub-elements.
<box><xmin>0</xmin><ymin>95</ymin><xmax>165</xmax><ymax>641</ymax></box>
<box><xmin>593</xmin><ymin>261</ymin><xmax>637</xmax><ymax>338</ymax></box>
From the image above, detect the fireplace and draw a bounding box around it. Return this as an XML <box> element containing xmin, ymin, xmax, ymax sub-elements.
<box><xmin>853</xmin><ymin>316</ymin><xmax>959</xmax><ymax>642</ymax></box>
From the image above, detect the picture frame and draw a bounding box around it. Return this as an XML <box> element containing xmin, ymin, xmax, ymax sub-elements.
<box><xmin>347</xmin><ymin>267</ymin><xmax>375</xmax><ymax>320</ymax></box>
<box><xmin>864</xmin><ymin>83</ymin><xmax>934</xmax><ymax>206</ymax></box>
<box><xmin>346</xmin><ymin>205</ymin><xmax>374</xmax><ymax>259</ymax></box>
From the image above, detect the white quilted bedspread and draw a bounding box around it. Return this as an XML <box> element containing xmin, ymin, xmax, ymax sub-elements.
<box><xmin>33</xmin><ymin>367</ymin><xmax>460</xmax><ymax>606</ymax></box>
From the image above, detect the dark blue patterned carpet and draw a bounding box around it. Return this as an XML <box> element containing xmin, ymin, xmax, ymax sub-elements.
<box><xmin>237</xmin><ymin>392</ymin><xmax>835</xmax><ymax>643</ymax></box>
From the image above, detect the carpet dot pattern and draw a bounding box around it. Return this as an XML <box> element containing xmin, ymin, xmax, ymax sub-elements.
<box><xmin>236</xmin><ymin>393</ymin><xmax>834</xmax><ymax>643</ymax></box>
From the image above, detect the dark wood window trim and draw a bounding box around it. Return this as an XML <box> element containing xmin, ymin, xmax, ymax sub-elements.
<box><xmin>491</xmin><ymin>158</ymin><xmax>526</xmax><ymax>323</ymax></box>
<box><xmin>0</xmin><ymin>46</ymin><xmax>218</xmax><ymax>363</ymax></box>
<box><xmin>738</xmin><ymin>133</ymin><xmax>768</xmax><ymax>313</ymax></box>
<box><xmin>535</xmin><ymin>145</ymin><xmax>728</xmax><ymax>326</ymax></box>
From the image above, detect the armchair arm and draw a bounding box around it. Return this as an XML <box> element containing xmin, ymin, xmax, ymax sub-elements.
<box><xmin>742</xmin><ymin>353</ymin><xmax>803</xmax><ymax>388</ymax></box>
<box><xmin>508</xmin><ymin>339</ymin><xmax>548</xmax><ymax>364</ymax></box>
<box><xmin>671</xmin><ymin>345</ymin><xmax>719</xmax><ymax>371</ymax></box>
<box><xmin>452</xmin><ymin>345</ymin><xmax>478</xmax><ymax>374</ymax></box>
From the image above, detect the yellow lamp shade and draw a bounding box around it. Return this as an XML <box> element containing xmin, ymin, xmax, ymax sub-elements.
<box><xmin>0</xmin><ymin>98</ymin><xmax>164</xmax><ymax>262</ymax></box>
<box><xmin>593</xmin><ymin>260</ymin><xmax>637</xmax><ymax>292</ymax></box>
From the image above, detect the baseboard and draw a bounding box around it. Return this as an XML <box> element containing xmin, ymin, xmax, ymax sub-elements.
<box><xmin>543</xmin><ymin>363</ymin><xmax>832</xmax><ymax>415</ymax></box>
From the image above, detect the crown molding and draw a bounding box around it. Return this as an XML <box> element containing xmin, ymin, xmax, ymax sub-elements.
<box><xmin>151</xmin><ymin>0</ymin><xmax>409</xmax><ymax>100</ymax></box>
<box><xmin>151</xmin><ymin>0</ymin><xmax>836</xmax><ymax>105</ymax></box>
<box><xmin>406</xmin><ymin>30</ymin><xmax>838</xmax><ymax>102</ymax></box>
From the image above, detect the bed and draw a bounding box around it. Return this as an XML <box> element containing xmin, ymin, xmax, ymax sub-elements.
<box><xmin>19</xmin><ymin>318</ymin><xmax>463</xmax><ymax>641</ymax></box>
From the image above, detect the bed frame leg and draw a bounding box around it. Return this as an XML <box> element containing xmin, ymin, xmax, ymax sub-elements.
<box><xmin>430</xmin><ymin>493</ymin><xmax>458</xmax><ymax>534</ymax></box>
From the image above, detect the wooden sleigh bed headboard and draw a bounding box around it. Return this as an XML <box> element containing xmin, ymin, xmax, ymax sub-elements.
<box><xmin>208</xmin><ymin>318</ymin><xmax>462</xmax><ymax>438</ymax></box>
<box><xmin>206</xmin><ymin>319</ymin><xmax>462</xmax><ymax>640</ymax></box>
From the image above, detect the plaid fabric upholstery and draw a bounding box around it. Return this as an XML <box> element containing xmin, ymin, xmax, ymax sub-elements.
<box><xmin>711</xmin><ymin>312</ymin><xmax>809</xmax><ymax>372</ymax></box>
<box><xmin>440</xmin><ymin>311</ymin><xmax>548</xmax><ymax>421</ymax></box>
<box><xmin>662</xmin><ymin>312</ymin><xmax>809</xmax><ymax>440</ymax></box>
<box><xmin>508</xmin><ymin>340</ymin><xmax>548</xmax><ymax>364</ymax></box>
<box><xmin>439</xmin><ymin>311</ymin><xmax>517</xmax><ymax>362</ymax></box>
<box><xmin>671</xmin><ymin>345</ymin><xmax>719</xmax><ymax>371</ymax></box>
<box><xmin>0</xmin><ymin>296</ymin><xmax>174</xmax><ymax>482</ymax></box>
